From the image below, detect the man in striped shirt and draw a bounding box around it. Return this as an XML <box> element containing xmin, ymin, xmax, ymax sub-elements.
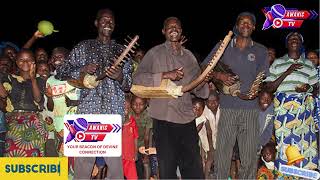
<box><xmin>264</xmin><ymin>32</ymin><xmax>319</xmax><ymax>173</ymax></box>
<box><xmin>265</xmin><ymin>40</ymin><xmax>318</xmax><ymax>93</ymax></box>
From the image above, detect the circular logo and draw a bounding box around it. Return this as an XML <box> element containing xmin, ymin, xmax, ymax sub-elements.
<box><xmin>74</xmin><ymin>118</ymin><xmax>88</xmax><ymax>131</ymax></box>
<box><xmin>273</xmin><ymin>18</ymin><xmax>283</xmax><ymax>28</ymax></box>
<box><xmin>248</xmin><ymin>53</ymin><xmax>256</xmax><ymax>62</ymax></box>
<box><xmin>75</xmin><ymin>131</ymin><xmax>85</xmax><ymax>142</ymax></box>
<box><xmin>271</xmin><ymin>4</ymin><xmax>286</xmax><ymax>19</ymax></box>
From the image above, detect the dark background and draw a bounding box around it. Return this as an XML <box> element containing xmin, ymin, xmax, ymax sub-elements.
<box><xmin>1</xmin><ymin>0</ymin><xmax>319</xmax><ymax>61</ymax></box>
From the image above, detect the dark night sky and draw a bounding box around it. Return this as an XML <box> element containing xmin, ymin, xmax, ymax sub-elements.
<box><xmin>1</xmin><ymin>0</ymin><xmax>319</xmax><ymax>61</ymax></box>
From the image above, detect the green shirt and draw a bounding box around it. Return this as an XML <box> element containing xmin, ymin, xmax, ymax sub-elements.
<box><xmin>265</xmin><ymin>54</ymin><xmax>318</xmax><ymax>94</ymax></box>
<box><xmin>46</xmin><ymin>76</ymin><xmax>80</xmax><ymax>132</ymax></box>
<box><xmin>129</xmin><ymin>110</ymin><xmax>153</xmax><ymax>148</ymax></box>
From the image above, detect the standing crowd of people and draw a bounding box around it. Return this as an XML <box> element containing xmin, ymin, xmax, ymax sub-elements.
<box><xmin>0</xmin><ymin>7</ymin><xmax>319</xmax><ymax>180</ymax></box>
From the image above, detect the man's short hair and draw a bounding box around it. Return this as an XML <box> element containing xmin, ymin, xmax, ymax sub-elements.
<box><xmin>96</xmin><ymin>8</ymin><xmax>114</xmax><ymax>20</ymax></box>
<box><xmin>208</xmin><ymin>90</ymin><xmax>220</xmax><ymax>100</ymax></box>
<box><xmin>52</xmin><ymin>47</ymin><xmax>70</xmax><ymax>57</ymax></box>
<box><xmin>163</xmin><ymin>17</ymin><xmax>181</xmax><ymax>28</ymax></box>
<box><xmin>235</xmin><ymin>12</ymin><xmax>256</xmax><ymax>25</ymax></box>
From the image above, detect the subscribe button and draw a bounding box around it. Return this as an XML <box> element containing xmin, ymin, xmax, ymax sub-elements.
<box><xmin>0</xmin><ymin>157</ymin><xmax>68</xmax><ymax>180</ymax></box>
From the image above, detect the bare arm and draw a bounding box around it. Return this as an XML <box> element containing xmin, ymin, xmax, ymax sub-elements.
<box><xmin>30</xmin><ymin>63</ymin><xmax>42</xmax><ymax>103</ymax></box>
<box><xmin>264</xmin><ymin>64</ymin><xmax>302</xmax><ymax>93</ymax></box>
<box><xmin>45</xmin><ymin>85</ymin><xmax>54</xmax><ymax>111</ymax></box>
<box><xmin>144</xmin><ymin>127</ymin><xmax>151</xmax><ymax>149</ymax></box>
<box><xmin>196</xmin><ymin>122</ymin><xmax>204</xmax><ymax>133</ymax></box>
<box><xmin>205</xmin><ymin>120</ymin><xmax>214</xmax><ymax>151</ymax></box>
<box><xmin>23</xmin><ymin>31</ymin><xmax>44</xmax><ymax>49</ymax></box>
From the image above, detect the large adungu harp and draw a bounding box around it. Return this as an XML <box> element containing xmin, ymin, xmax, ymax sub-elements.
<box><xmin>131</xmin><ymin>31</ymin><xmax>233</xmax><ymax>98</ymax></box>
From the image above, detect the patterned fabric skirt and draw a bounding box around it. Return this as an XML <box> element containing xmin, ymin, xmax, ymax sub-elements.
<box><xmin>4</xmin><ymin>112</ymin><xmax>48</xmax><ymax>157</ymax></box>
<box><xmin>274</xmin><ymin>92</ymin><xmax>318</xmax><ymax>171</ymax></box>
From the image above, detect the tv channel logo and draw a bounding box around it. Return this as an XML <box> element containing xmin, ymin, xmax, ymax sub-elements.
<box><xmin>64</xmin><ymin>114</ymin><xmax>122</xmax><ymax>157</ymax></box>
<box><xmin>262</xmin><ymin>4</ymin><xmax>318</xmax><ymax>30</ymax></box>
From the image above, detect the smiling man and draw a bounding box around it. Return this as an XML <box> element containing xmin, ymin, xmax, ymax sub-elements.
<box><xmin>133</xmin><ymin>17</ymin><xmax>209</xmax><ymax>179</ymax></box>
<box><xmin>202</xmin><ymin>12</ymin><xmax>269</xmax><ymax>179</ymax></box>
<box><xmin>264</xmin><ymin>32</ymin><xmax>318</xmax><ymax>173</ymax></box>
<box><xmin>56</xmin><ymin>8</ymin><xmax>132</xmax><ymax>179</ymax></box>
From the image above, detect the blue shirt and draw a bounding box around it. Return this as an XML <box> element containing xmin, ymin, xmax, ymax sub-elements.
<box><xmin>258</xmin><ymin>105</ymin><xmax>274</xmax><ymax>147</ymax></box>
<box><xmin>202</xmin><ymin>38</ymin><xmax>269</xmax><ymax>109</ymax></box>
<box><xmin>56</xmin><ymin>39</ymin><xmax>132</xmax><ymax>120</ymax></box>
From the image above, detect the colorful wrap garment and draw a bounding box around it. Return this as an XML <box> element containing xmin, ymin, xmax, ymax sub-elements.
<box><xmin>274</xmin><ymin>92</ymin><xmax>318</xmax><ymax>171</ymax></box>
<box><xmin>4</xmin><ymin>112</ymin><xmax>48</xmax><ymax>157</ymax></box>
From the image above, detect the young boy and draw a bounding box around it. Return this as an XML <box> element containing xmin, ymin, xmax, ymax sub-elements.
<box><xmin>205</xmin><ymin>91</ymin><xmax>221</xmax><ymax>178</ymax></box>
<box><xmin>36</xmin><ymin>61</ymin><xmax>50</xmax><ymax>80</ymax></box>
<box><xmin>258</xmin><ymin>90</ymin><xmax>275</xmax><ymax>149</ymax></box>
<box><xmin>122</xmin><ymin>94</ymin><xmax>138</xmax><ymax>179</ymax></box>
<box><xmin>130</xmin><ymin>95</ymin><xmax>154</xmax><ymax>179</ymax></box>
<box><xmin>192</xmin><ymin>97</ymin><xmax>214</xmax><ymax>179</ymax></box>
<box><xmin>206</xmin><ymin>91</ymin><xmax>220</xmax><ymax>152</ymax></box>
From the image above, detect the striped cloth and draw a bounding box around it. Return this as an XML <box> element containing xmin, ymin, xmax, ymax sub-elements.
<box><xmin>265</xmin><ymin>55</ymin><xmax>318</xmax><ymax>94</ymax></box>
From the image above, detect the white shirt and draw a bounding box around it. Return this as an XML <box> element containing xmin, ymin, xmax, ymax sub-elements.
<box><xmin>195</xmin><ymin>105</ymin><xmax>220</xmax><ymax>151</ymax></box>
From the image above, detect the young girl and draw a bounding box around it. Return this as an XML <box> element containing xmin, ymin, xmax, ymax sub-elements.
<box><xmin>1</xmin><ymin>49</ymin><xmax>47</xmax><ymax>157</ymax></box>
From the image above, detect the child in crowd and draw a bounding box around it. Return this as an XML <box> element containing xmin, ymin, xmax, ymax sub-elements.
<box><xmin>122</xmin><ymin>94</ymin><xmax>138</xmax><ymax>179</ymax></box>
<box><xmin>206</xmin><ymin>91</ymin><xmax>220</xmax><ymax>153</ymax></box>
<box><xmin>0</xmin><ymin>56</ymin><xmax>12</xmax><ymax>156</ymax></box>
<box><xmin>257</xmin><ymin>142</ymin><xmax>277</xmax><ymax>179</ymax></box>
<box><xmin>46</xmin><ymin>47</ymin><xmax>78</xmax><ymax>155</ymax></box>
<box><xmin>206</xmin><ymin>91</ymin><xmax>220</xmax><ymax>178</ymax></box>
<box><xmin>258</xmin><ymin>90</ymin><xmax>275</xmax><ymax>149</ymax></box>
<box><xmin>130</xmin><ymin>95</ymin><xmax>154</xmax><ymax>179</ymax></box>
<box><xmin>45</xmin><ymin>47</ymin><xmax>76</xmax><ymax>179</ymax></box>
<box><xmin>1</xmin><ymin>49</ymin><xmax>47</xmax><ymax>157</ymax></box>
<box><xmin>36</xmin><ymin>61</ymin><xmax>57</xmax><ymax>157</ymax></box>
<box><xmin>35</xmin><ymin>48</ymin><xmax>49</xmax><ymax>63</ymax></box>
<box><xmin>2</xmin><ymin>45</ymin><xmax>18</xmax><ymax>75</ymax></box>
<box><xmin>36</xmin><ymin>61</ymin><xmax>50</xmax><ymax>80</ymax></box>
<box><xmin>192</xmin><ymin>97</ymin><xmax>214</xmax><ymax>179</ymax></box>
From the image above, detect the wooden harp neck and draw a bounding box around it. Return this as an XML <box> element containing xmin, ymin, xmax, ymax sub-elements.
<box><xmin>182</xmin><ymin>31</ymin><xmax>233</xmax><ymax>93</ymax></box>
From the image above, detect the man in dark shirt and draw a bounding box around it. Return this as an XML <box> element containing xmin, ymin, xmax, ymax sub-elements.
<box><xmin>56</xmin><ymin>8</ymin><xmax>132</xmax><ymax>179</ymax></box>
<box><xmin>202</xmin><ymin>12</ymin><xmax>269</xmax><ymax>179</ymax></box>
